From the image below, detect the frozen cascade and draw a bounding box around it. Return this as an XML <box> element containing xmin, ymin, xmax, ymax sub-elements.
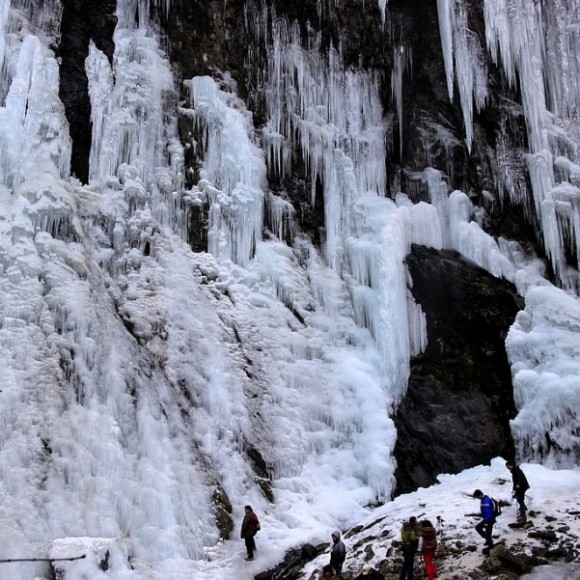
<box><xmin>87</xmin><ymin>2</ymin><xmax>185</xmax><ymax>231</ymax></box>
<box><xmin>435</xmin><ymin>0</ymin><xmax>488</xmax><ymax>151</ymax></box>
<box><xmin>187</xmin><ymin>76</ymin><xmax>266</xmax><ymax>267</ymax></box>
<box><xmin>247</xmin><ymin>10</ymin><xmax>420</xmax><ymax>399</ymax></box>
<box><xmin>0</xmin><ymin>28</ymin><xmax>71</xmax><ymax>188</ymax></box>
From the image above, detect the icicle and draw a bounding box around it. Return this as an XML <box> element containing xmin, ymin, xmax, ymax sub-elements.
<box><xmin>437</xmin><ymin>0</ymin><xmax>455</xmax><ymax>100</ymax></box>
<box><xmin>436</xmin><ymin>0</ymin><xmax>488</xmax><ymax>151</ymax></box>
<box><xmin>391</xmin><ymin>45</ymin><xmax>412</xmax><ymax>160</ymax></box>
<box><xmin>483</xmin><ymin>0</ymin><xmax>547</xmax><ymax>153</ymax></box>
<box><xmin>267</xmin><ymin>192</ymin><xmax>295</xmax><ymax>242</ymax></box>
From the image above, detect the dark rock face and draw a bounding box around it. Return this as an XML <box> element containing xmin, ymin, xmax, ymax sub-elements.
<box><xmin>57</xmin><ymin>0</ymin><xmax>117</xmax><ymax>183</ymax></box>
<box><xmin>394</xmin><ymin>245</ymin><xmax>523</xmax><ymax>494</ymax></box>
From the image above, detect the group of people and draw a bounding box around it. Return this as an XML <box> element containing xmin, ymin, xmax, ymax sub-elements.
<box><xmin>241</xmin><ymin>461</ymin><xmax>530</xmax><ymax>579</ymax></box>
<box><xmin>399</xmin><ymin>517</ymin><xmax>438</xmax><ymax>580</ymax></box>
<box><xmin>399</xmin><ymin>460</ymin><xmax>530</xmax><ymax>579</ymax></box>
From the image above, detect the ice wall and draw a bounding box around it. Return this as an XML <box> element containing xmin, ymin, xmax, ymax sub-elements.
<box><xmin>244</xmin><ymin>7</ymin><xmax>425</xmax><ymax>401</ymax></box>
<box><xmin>507</xmin><ymin>285</ymin><xmax>580</xmax><ymax>467</ymax></box>
<box><xmin>430</xmin><ymin>0</ymin><xmax>580</xmax><ymax>466</ymax></box>
<box><xmin>436</xmin><ymin>0</ymin><xmax>580</xmax><ymax>290</ymax></box>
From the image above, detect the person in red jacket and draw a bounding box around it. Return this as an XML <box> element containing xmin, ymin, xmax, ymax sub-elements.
<box><xmin>418</xmin><ymin>520</ymin><xmax>437</xmax><ymax>580</ymax></box>
<box><xmin>240</xmin><ymin>505</ymin><xmax>260</xmax><ymax>561</ymax></box>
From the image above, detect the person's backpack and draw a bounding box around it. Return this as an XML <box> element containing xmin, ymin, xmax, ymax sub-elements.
<box><xmin>492</xmin><ymin>497</ymin><xmax>502</xmax><ymax>518</ymax></box>
<box><xmin>255</xmin><ymin>520</ymin><xmax>261</xmax><ymax>532</ymax></box>
<box><xmin>401</xmin><ymin>523</ymin><xmax>416</xmax><ymax>544</ymax></box>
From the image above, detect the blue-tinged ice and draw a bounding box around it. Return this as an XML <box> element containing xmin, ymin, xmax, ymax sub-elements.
<box><xmin>187</xmin><ymin>76</ymin><xmax>265</xmax><ymax>267</ymax></box>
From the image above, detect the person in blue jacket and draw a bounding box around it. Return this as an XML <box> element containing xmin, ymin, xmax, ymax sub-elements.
<box><xmin>473</xmin><ymin>489</ymin><xmax>495</xmax><ymax>550</ymax></box>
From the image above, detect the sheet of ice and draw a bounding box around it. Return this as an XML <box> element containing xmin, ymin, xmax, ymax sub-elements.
<box><xmin>186</xmin><ymin>76</ymin><xmax>265</xmax><ymax>267</ymax></box>
<box><xmin>506</xmin><ymin>285</ymin><xmax>580</xmax><ymax>467</ymax></box>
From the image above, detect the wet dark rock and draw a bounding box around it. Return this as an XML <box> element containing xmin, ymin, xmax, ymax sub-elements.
<box><xmin>493</xmin><ymin>544</ymin><xmax>533</xmax><ymax>574</ymax></box>
<box><xmin>394</xmin><ymin>245</ymin><xmax>523</xmax><ymax>494</ymax></box>
<box><xmin>254</xmin><ymin>543</ymin><xmax>326</xmax><ymax>580</ymax></box>
<box><xmin>212</xmin><ymin>480</ymin><xmax>234</xmax><ymax>540</ymax></box>
<box><xmin>529</xmin><ymin>530</ymin><xmax>558</xmax><ymax>543</ymax></box>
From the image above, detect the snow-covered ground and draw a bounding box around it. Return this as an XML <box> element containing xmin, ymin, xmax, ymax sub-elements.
<box><xmin>46</xmin><ymin>458</ymin><xmax>580</xmax><ymax>579</ymax></box>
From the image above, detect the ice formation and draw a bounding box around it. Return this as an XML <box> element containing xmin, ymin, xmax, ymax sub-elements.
<box><xmin>0</xmin><ymin>0</ymin><xmax>578</xmax><ymax>578</ymax></box>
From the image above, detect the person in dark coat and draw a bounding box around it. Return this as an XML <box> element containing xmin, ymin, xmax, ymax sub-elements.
<box><xmin>418</xmin><ymin>520</ymin><xmax>437</xmax><ymax>580</ymax></box>
<box><xmin>399</xmin><ymin>516</ymin><xmax>419</xmax><ymax>580</ymax></box>
<box><xmin>240</xmin><ymin>505</ymin><xmax>260</xmax><ymax>561</ymax></box>
<box><xmin>473</xmin><ymin>489</ymin><xmax>495</xmax><ymax>550</ymax></box>
<box><xmin>355</xmin><ymin>563</ymin><xmax>386</xmax><ymax>580</ymax></box>
<box><xmin>506</xmin><ymin>460</ymin><xmax>530</xmax><ymax>524</ymax></box>
<box><xmin>330</xmin><ymin>531</ymin><xmax>346</xmax><ymax>578</ymax></box>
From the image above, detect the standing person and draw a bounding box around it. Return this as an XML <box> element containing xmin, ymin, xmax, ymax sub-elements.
<box><xmin>418</xmin><ymin>520</ymin><xmax>437</xmax><ymax>580</ymax></box>
<box><xmin>473</xmin><ymin>489</ymin><xmax>495</xmax><ymax>552</ymax></box>
<box><xmin>240</xmin><ymin>505</ymin><xmax>260</xmax><ymax>561</ymax></box>
<box><xmin>330</xmin><ymin>531</ymin><xmax>346</xmax><ymax>578</ymax></box>
<box><xmin>355</xmin><ymin>563</ymin><xmax>386</xmax><ymax>579</ymax></box>
<box><xmin>506</xmin><ymin>460</ymin><xmax>530</xmax><ymax>525</ymax></box>
<box><xmin>399</xmin><ymin>516</ymin><xmax>419</xmax><ymax>580</ymax></box>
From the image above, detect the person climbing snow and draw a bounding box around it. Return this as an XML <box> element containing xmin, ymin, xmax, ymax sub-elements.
<box><xmin>506</xmin><ymin>460</ymin><xmax>530</xmax><ymax>526</ymax></box>
<box><xmin>399</xmin><ymin>516</ymin><xmax>419</xmax><ymax>580</ymax></box>
<box><xmin>473</xmin><ymin>489</ymin><xmax>496</xmax><ymax>553</ymax></box>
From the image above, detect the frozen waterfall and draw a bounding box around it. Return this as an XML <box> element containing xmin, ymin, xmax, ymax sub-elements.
<box><xmin>0</xmin><ymin>0</ymin><xmax>579</xmax><ymax>578</ymax></box>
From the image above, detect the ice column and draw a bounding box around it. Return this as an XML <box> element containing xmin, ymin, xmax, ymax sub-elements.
<box><xmin>0</xmin><ymin>32</ymin><xmax>71</xmax><ymax>188</ymax></box>
<box><xmin>391</xmin><ymin>45</ymin><xmax>412</xmax><ymax>160</ymax></box>
<box><xmin>188</xmin><ymin>76</ymin><xmax>266</xmax><ymax>266</ymax></box>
